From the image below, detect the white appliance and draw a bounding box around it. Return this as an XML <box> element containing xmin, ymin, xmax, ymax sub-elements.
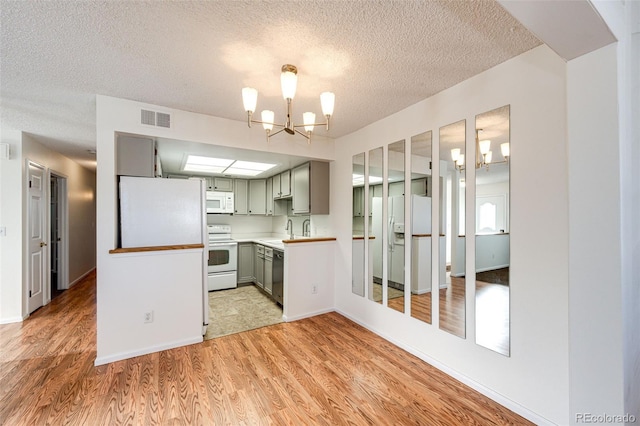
<box><xmin>206</xmin><ymin>191</ymin><xmax>234</xmax><ymax>214</ymax></box>
<box><xmin>207</xmin><ymin>224</ymin><xmax>238</xmax><ymax>291</ymax></box>
<box><xmin>372</xmin><ymin>194</ymin><xmax>431</xmax><ymax>286</ymax></box>
<box><xmin>118</xmin><ymin>176</ymin><xmax>210</xmax><ymax>334</ymax></box>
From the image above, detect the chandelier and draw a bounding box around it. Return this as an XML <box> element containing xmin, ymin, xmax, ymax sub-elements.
<box><xmin>451</xmin><ymin>129</ymin><xmax>509</xmax><ymax>171</ymax></box>
<box><xmin>241</xmin><ymin>64</ymin><xmax>335</xmax><ymax>144</ymax></box>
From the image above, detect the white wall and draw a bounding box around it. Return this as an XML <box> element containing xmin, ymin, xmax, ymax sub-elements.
<box><xmin>22</xmin><ymin>135</ymin><xmax>96</xmax><ymax>284</ymax></box>
<box><xmin>333</xmin><ymin>45</ymin><xmax>569</xmax><ymax>424</ymax></box>
<box><xmin>0</xmin><ymin>127</ymin><xmax>24</xmax><ymax>323</ymax></box>
<box><xmin>0</xmin><ymin>131</ymin><xmax>96</xmax><ymax>323</ymax></box>
<box><xmin>95</xmin><ymin>95</ymin><xmax>335</xmax><ymax>363</ymax></box>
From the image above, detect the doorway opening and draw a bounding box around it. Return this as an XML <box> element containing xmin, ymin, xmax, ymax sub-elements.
<box><xmin>49</xmin><ymin>172</ymin><xmax>68</xmax><ymax>301</ymax></box>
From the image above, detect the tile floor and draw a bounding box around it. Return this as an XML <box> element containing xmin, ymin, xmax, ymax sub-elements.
<box><xmin>204</xmin><ymin>284</ymin><xmax>283</xmax><ymax>340</ymax></box>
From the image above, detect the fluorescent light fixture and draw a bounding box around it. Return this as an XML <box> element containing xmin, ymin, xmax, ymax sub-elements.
<box><xmin>353</xmin><ymin>174</ymin><xmax>365</xmax><ymax>185</ymax></box>
<box><xmin>186</xmin><ymin>155</ymin><xmax>233</xmax><ymax>167</ymax></box>
<box><xmin>183</xmin><ymin>164</ymin><xmax>227</xmax><ymax>174</ymax></box>
<box><xmin>223</xmin><ymin>168</ymin><xmax>265</xmax><ymax>176</ymax></box>
<box><xmin>368</xmin><ymin>175</ymin><xmax>383</xmax><ymax>184</ymax></box>
<box><xmin>183</xmin><ymin>155</ymin><xmax>277</xmax><ymax>176</ymax></box>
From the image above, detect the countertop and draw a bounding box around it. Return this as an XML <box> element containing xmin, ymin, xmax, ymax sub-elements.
<box><xmin>233</xmin><ymin>236</ymin><xmax>336</xmax><ymax>250</ymax></box>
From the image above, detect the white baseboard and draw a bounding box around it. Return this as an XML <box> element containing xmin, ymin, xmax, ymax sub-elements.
<box><xmin>94</xmin><ymin>335</ymin><xmax>203</xmax><ymax>366</ymax></box>
<box><xmin>68</xmin><ymin>267</ymin><xmax>95</xmax><ymax>288</ymax></box>
<box><xmin>282</xmin><ymin>307</ymin><xmax>335</xmax><ymax>322</ymax></box>
<box><xmin>0</xmin><ymin>315</ymin><xmax>25</xmax><ymax>325</ymax></box>
<box><xmin>334</xmin><ymin>308</ymin><xmax>554</xmax><ymax>426</ymax></box>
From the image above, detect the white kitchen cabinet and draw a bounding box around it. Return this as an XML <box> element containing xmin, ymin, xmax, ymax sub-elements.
<box><xmin>292</xmin><ymin>161</ymin><xmax>330</xmax><ymax>215</ymax></box>
<box><xmin>237</xmin><ymin>242</ymin><xmax>254</xmax><ymax>284</ymax></box>
<box><xmin>272</xmin><ymin>173</ymin><xmax>281</xmax><ymax>199</ymax></box>
<box><xmin>266</xmin><ymin>177</ymin><xmax>274</xmax><ymax>215</ymax></box>
<box><xmin>234</xmin><ymin>179</ymin><xmax>248</xmax><ymax>215</ymax></box>
<box><xmin>389</xmin><ymin>181</ymin><xmax>404</xmax><ymax>197</ymax></box>
<box><xmin>248</xmin><ymin>179</ymin><xmax>266</xmax><ymax>215</ymax></box>
<box><xmin>213</xmin><ymin>177</ymin><xmax>233</xmax><ymax>192</ymax></box>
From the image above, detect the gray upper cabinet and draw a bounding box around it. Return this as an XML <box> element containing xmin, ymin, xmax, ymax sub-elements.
<box><xmin>292</xmin><ymin>161</ymin><xmax>330</xmax><ymax>215</ymax></box>
<box><xmin>234</xmin><ymin>179</ymin><xmax>248</xmax><ymax>215</ymax></box>
<box><xmin>266</xmin><ymin>177</ymin><xmax>274</xmax><ymax>215</ymax></box>
<box><xmin>248</xmin><ymin>179</ymin><xmax>267</xmax><ymax>215</ymax></box>
<box><xmin>213</xmin><ymin>177</ymin><xmax>233</xmax><ymax>192</ymax></box>
<box><xmin>272</xmin><ymin>170</ymin><xmax>292</xmax><ymax>199</ymax></box>
<box><xmin>280</xmin><ymin>170</ymin><xmax>291</xmax><ymax>197</ymax></box>
<box><xmin>116</xmin><ymin>135</ymin><xmax>156</xmax><ymax>177</ymax></box>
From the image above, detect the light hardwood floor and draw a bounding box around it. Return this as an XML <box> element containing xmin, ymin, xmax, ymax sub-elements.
<box><xmin>0</xmin><ymin>271</ymin><xmax>531</xmax><ymax>425</ymax></box>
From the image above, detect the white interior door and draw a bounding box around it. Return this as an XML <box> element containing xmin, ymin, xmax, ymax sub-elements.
<box><xmin>27</xmin><ymin>161</ymin><xmax>47</xmax><ymax>313</ymax></box>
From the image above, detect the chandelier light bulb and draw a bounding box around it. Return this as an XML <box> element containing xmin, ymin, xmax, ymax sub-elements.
<box><xmin>485</xmin><ymin>151</ymin><xmax>493</xmax><ymax>164</ymax></box>
<box><xmin>320</xmin><ymin>92</ymin><xmax>335</xmax><ymax>116</ymax></box>
<box><xmin>261</xmin><ymin>110</ymin><xmax>274</xmax><ymax>131</ymax></box>
<box><xmin>479</xmin><ymin>139</ymin><xmax>491</xmax><ymax>155</ymax></box>
<box><xmin>303</xmin><ymin>112</ymin><xmax>316</xmax><ymax>132</ymax></box>
<box><xmin>280</xmin><ymin>64</ymin><xmax>298</xmax><ymax>100</ymax></box>
<box><xmin>501</xmin><ymin>142</ymin><xmax>510</xmax><ymax>158</ymax></box>
<box><xmin>242</xmin><ymin>87</ymin><xmax>258</xmax><ymax>113</ymax></box>
<box><xmin>451</xmin><ymin>148</ymin><xmax>460</xmax><ymax>162</ymax></box>
<box><xmin>458</xmin><ymin>154</ymin><xmax>465</xmax><ymax>166</ymax></box>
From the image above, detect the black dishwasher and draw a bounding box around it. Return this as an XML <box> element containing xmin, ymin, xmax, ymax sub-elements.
<box><xmin>272</xmin><ymin>249</ymin><xmax>284</xmax><ymax>306</ymax></box>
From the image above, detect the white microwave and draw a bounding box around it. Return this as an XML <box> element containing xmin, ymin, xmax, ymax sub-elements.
<box><xmin>206</xmin><ymin>191</ymin><xmax>234</xmax><ymax>214</ymax></box>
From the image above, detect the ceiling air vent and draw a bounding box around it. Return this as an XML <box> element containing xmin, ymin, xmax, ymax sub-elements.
<box><xmin>156</xmin><ymin>112</ymin><xmax>171</xmax><ymax>128</ymax></box>
<box><xmin>141</xmin><ymin>109</ymin><xmax>155</xmax><ymax>126</ymax></box>
<box><xmin>140</xmin><ymin>109</ymin><xmax>172</xmax><ymax>129</ymax></box>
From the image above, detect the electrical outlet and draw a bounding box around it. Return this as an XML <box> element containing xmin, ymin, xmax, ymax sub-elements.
<box><xmin>144</xmin><ymin>311</ymin><xmax>154</xmax><ymax>323</ymax></box>
<box><xmin>311</xmin><ymin>284</ymin><xmax>318</xmax><ymax>294</ymax></box>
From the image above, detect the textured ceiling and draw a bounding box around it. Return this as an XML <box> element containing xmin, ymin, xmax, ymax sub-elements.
<box><xmin>0</xmin><ymin>0</ymin><xmax>540</xmax><ymax>170</ymax></box>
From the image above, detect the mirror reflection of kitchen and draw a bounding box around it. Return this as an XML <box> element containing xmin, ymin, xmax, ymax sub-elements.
<box><xmin>475</xmin><ymin>105</ymin><xmax>510</xmax><ymax>356</ymax></box>
<box><xmin>439</xmin><ymin>120</ymin><xmax>466</xmax><ymax>339</ymax></box>
<box><xmin>385</xmin><ymin>140</ymin><xmax>406</xmax><ymax>313</ymax></box>
<box><xmin>368</xmin><ymin>146</ymin><xmax>384</xmax><ymax>304</ymax></box>
<box><xmin>409</xmin><ymin>131</ymin><xmax>434</xmax><ymax>324</ymax></box>
<box><xmin>352</xmin><ymin>152</ymin><xmax>366</xmax><ymax>297</ymax></box>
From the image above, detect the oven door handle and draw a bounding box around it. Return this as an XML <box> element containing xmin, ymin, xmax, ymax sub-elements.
<box><xmin>208</xmin><ymin>242</ymin><xmax>237</xmax><ymax>247</ymax></box>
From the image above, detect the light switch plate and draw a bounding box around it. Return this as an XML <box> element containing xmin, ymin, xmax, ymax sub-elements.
<box><xmin>0</xmin><ymin>227</ymin><xmax>6</xmax><ymax>237</ymax></box>
<box><xmin>0</xmin><ymin>143</ymin><xmax>9</xmax><ymax>160</ymax></box>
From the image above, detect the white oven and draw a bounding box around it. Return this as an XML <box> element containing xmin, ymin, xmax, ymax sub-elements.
<box><xmin>207</xmin><ymin>225</ymin><xmax>237</xmax><ymax>291</ymax></box>
<box><xmin>206</xmin><ymin>191</ymin><xmax>234</xmax><ymax>214</ymax></box>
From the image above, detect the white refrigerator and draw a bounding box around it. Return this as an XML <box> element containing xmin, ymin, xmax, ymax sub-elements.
<box><xmin>372</xmin><ymin>194</ymin><xmax>431</xmax><ymax>285</ymax></box>
<box><xmin>119</xmin><ymin>176</ymin><xmax>209</xmax><ymax>333</ymax></box>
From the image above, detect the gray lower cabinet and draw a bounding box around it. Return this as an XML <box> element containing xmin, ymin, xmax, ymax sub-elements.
<box><xmin>264</xmin><ymin>247</ymin><xmax>273</xmax><ymax>295</ymax></box>
<box><xmin>237</xmin><ymin>242</ymin><xmax>254</xmax><ymax>284</ymax></box>
<box><xmin>254</xmin><ymin>244</ymin><xmax>264</xmax><ymax>289</ymax></box>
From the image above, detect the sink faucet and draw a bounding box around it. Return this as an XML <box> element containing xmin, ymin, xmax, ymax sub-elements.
<box><xmin>286</xmin><ymin>219</ymin><xmax>294</xmax><ymax>239</ymax></box>
<box><xmin>302</xmin><ymin>219</ymin><xmax>310</xmax><ymax>237</ymax></box>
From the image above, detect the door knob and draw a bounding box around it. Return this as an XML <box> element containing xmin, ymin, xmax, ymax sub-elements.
<box><xmin>40</xmin><ymin>242</ymin><xmax>47</xmax><ymax>247</ymax></box>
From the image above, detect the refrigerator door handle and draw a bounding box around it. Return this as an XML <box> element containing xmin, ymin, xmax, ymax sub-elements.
<box><xmin>388</xmin><ymin>216</ymin><xmax>394</xmax><ymax>252</ymax></box>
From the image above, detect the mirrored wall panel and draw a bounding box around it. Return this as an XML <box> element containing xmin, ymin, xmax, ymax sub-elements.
<box><xmin>475</xmin><ymin>105</ymin><xmax>510</xmax><ymax>356</ymax></box>
<box><xmin>439</xmin><ymin>120</ymin><xmax>466</xmax><ymax>338</ymax></box>
<box><xmin>387</xmin><ymin>140</ymin><xmax>405</xmax><ymax>313</ymax></box>
<box><xmin>410</xmin><ymin>131</ymin><xmax>433</xmax><ymax>324</ymax></box>
<box><xmin>368</xmin><ymin>146</ymin><xmax>384</xmax><ymax>304</ymax></box>
<box><xmin>352</xmin><ymin>152</ymin><xmax>366</xmax><ymax>297</ymax></box>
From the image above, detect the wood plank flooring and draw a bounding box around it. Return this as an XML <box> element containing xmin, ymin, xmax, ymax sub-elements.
<box><xmin>0</xmin><ymin>270</ymin><xmax>532</xmax><ymax>425</ymax></box>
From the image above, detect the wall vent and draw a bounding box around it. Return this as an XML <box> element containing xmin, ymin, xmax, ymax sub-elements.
<box><xmin>140</xmin><ymin>109</ymin><xmax>171</xmax><ymax>129</ymax></box>
<box><xmin>156</xmin><ymin>112</ymin><xmax>171</xmax><ymax>128</ymax></box>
